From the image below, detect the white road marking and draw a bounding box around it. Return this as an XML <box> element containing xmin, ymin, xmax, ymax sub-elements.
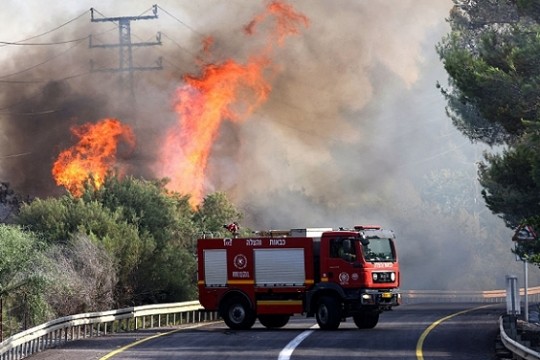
<box><xmin>278</xmin><ymin>324</ymin><xmax>318</xmax><ymax>360</ymax></box>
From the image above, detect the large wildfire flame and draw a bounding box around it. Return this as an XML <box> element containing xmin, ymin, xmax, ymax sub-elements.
<box><xmin>52</xmin><ymin>118</ymin><xmax>135</xmax><ymax>196</ymax></box>
<box><xmin>157</xmin><ymin>0</ymin><xmax>309</xmax><ymax>207</ymax></box>
<box><xmin>51</xmin><ymin>1</ymin><xmax>308</xmax><ymax>203</ymax></box>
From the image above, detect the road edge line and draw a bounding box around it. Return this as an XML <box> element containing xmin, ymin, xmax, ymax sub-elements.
<box><xmin>415</xmin><ymin>304</ymin><xmax>493</xmax><ymax>360</ymax></box>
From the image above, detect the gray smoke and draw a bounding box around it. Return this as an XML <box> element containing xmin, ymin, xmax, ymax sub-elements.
<box><xmin>0</xmin><ymin>0</ymin><xmax>535</xmax><ymax>290</ymax></box>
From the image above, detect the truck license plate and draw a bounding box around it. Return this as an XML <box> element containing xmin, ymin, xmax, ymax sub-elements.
<box><xmin>382</xmin><ymin>292</ymin><xmax>392</xmax><ymax>298</ymax></box>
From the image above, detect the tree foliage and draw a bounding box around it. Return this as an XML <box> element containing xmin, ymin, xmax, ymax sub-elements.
<box><xmin>83</xmin><ymin>176</ymin><xmax>198</xmax><ymax>303</ymax></box>
<box><xmin>438</xmin><ymin>0</ymin><xmax>540</xmax><ymax>264</ymax></box>
<box><xmin>16</xmin><ymin>196</ymin><xmax>145</xmax><ymax>304</ymax></box>
<box><xmin>0</xmin><ymin>225</ymin><xmax>46</xmax><ymax>296</ymax></box>
<box><xmin>0</xmin><ymin>224</ymin><xmax>51</xmax><ymax>334</ymax></box>
<box><xmin>0</xmin><ymin>171</ymin><xmax>245</xmax><ymax>333</ymax></box>
<box><xmin>14</xmin><ymin>175</ymin><xmax>244</xmax><ymax>308</ymax></box>
<box><xmin>45</xmin><ymin>233</ymin><xmax>117</xmax><ymax>315</ymax></box>
<box><xmin>479</xmin><ymin>138</ymin><xmax>540</xmax><ymax>226</ymax></box>
<box><xmin>193</xmin><ymin>192</ymin><xmax>244</xmax><ymax>239</ymax></box>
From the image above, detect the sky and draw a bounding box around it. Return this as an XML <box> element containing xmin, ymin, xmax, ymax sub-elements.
<box><xmin>0</xmin><ymin>0</ymin><xmax>536</xmax><ymax>290</ymax></box>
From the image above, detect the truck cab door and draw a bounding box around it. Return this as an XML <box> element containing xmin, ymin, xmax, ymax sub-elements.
<box><xmin>321</xmin><ymin>237</ymin><xmax>360</xmax><ymax>286</ymax></box>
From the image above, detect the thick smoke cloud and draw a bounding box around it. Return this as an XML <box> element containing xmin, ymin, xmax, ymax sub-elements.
<box><xmin>0</xmin><ymin>0</ymin><xmax>535</xmax><ymax>290</ymax></box>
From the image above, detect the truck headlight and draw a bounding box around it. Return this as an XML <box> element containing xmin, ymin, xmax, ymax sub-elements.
<box><xmin>390</xmin><ymin>272</ymin><xmax>396</xmax><ymax>282</ymax></box>
<box><xmin>372</xmin><ymin>273</ymin><xmax>378</xmax><ymax>281</ymax></box>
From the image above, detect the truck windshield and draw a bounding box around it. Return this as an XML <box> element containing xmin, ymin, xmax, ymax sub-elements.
<box><xmin>362</xmin><ymin>238</ymin><xmax>395</xmax><ymax>262</ymax></box>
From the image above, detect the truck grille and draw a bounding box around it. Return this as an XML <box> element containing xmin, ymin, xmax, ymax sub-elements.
<box><xmin>373</xmin><ymin>272</ymin><xmax>394</xmax><ymax>283</ymax></box>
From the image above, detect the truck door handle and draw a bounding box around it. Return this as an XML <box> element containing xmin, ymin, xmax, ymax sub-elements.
<box><xmin>329</xmin><ymin>266</ymin><xmax>339</xmax><ymax>269</ymax></box>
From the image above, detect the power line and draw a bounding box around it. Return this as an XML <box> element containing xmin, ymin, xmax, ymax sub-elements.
<box><xmin>0</xmin><ymin>152</ymin><xmax>32</xmax><ymax>159</ymax></box>
<box><xmin>0</xmin><ymin>37</ymin><xmax>88</xmax><ymax>46</ymax></box>
<box><xmin>0</xmin><ymin>10</ymin><xmax>88</xmax><ymax>47</ymax></box>
<box><xmin>157</xmin><ymin>5</ymin><xmax>204</xmax><ymax>37</ymax></box>
<box><xmin>0</xmin><ymin>40</ymin><xmax>86</xmax><ymax>80</ymax></box>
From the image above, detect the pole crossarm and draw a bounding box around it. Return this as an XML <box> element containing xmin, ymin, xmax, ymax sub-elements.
<box><xmin>89</xmin><ymin>34</ymin><xmax>162</xmax><ymax>48</ymax></box>
<box><xmin>91</xmin><ymin>59</ymin><xmax>163</xmax><ymax>73</ymax></box>
<box><xmin>90</xmin><ymin>5</ymin><xmax>158</xmax><ymax>23</ymax></box>
<box><xmin>88</xmin><ymin>5</ymin><xmax>161</xmax><ymax>97</ymax></box>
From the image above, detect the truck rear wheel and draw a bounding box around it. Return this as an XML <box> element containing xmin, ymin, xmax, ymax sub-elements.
<box><xmin>258</xmin><ymin>314</ymin><xmax>290</xmax><ymax>329</ymax></box>
<box><xmin>353</xmin><ymin>310</ymin><xmax>379</xmax><ymax>329</ymax></box>
<box><xmin>316</xmin><ymin>296</ymin><xmax>341</xmax><ymax>330</ymax></box>
<box><xmin>222</xmin><ymin>296</ymin><xmax>256</xmax><ymax>330</ymax></box>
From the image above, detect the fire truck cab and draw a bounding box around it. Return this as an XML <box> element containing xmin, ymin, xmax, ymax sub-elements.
<box><xmin>197</xmin><ymin>226</ymin><xmax>400</xmax><ymax>330</ymax></box>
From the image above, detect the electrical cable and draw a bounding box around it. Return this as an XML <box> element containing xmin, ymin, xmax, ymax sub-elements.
<box><xmin>157</xmin><ymin>5</ymin><xmax>204</xmax><ymax>37</ymax></box>
<box><xmin>160</xmin><ymin>32</ymin><xmax>198</xmax><ymax>58</ymax></box>
<box><xmin>0</xmin><ymin>40</ymin><xmax>86</xmax><ymax>80</ymax></box>
<box><xmin>137</xmin><ymin>6</ymin><xmax>157</xmax><ymax>17</ymax></box>
<box><xmin>0</xmin><ymin>10</ymin><xmax>88</xmax><ymax>47</ymax></box>
<box><xmin>0</xmin><ymin>67</ymin><xmax>92</xmax><ymax>112</ymax></box>
<box><xmin>0</xmin><ymin>36</ymin><xmax>89</xmax><ymax>46</ymax></box>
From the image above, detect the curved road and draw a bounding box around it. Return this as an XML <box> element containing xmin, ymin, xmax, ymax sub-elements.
<box><xmin>29</xmin><ymin>302</ymin><xmax>504</xmax><ymax>360</ymax></box>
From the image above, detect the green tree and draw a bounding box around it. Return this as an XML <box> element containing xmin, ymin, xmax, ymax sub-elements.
<box><xmin>193</xmin><ymin>192</ymin><xmax>244</xmax><ymax>238</ymax></box>
<box><xmin>16</xmin><ymin>196</ymin><xmax>145</xmax><ymax>305</ymax></box>
<box><xmin>83</xmin><ymin>175</ymin><xmax>198</xmax><ymax>304</ymax></box>
<box><xmin>15</xmin><ymin>174</ymin><xmax>244</xmax><ymax>311</ymax></box>
<box><xmin>478</xmin><ymin>139</ymin><xmax>540</xmax><ymax>226</ymax></box>
<box><xmin>84</xmin><ymin>176</ymin><xmax>195</xmax><ymax>248</ymax></box>
<box><xmin>0</xmin><ymin>224</ymin><xmax>50</xmax><ymax>336</ymax></box>
<box><xmin>438</xmin><ymin>0</ymin><xmax>540</xmax><ymax>264</ymax></box>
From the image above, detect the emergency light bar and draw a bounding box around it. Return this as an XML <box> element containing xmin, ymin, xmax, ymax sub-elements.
<box><xmin>354</xmin><ymin>225</ymin><xmax>382</xmax><ymax>230</ymax></box>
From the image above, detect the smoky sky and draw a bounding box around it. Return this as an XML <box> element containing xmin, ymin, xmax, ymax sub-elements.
<box><xmin>0</xmin><ymin>0</ymin><xmax>535</xmax><ymax>290</ymax></box>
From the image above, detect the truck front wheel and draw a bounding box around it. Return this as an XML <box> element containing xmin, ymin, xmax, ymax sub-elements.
<box><xmin>222</xmin><ymin>296</ymin><xmax>256</xmax><ymax>330</ymax></box>
<box><xmin>353</xmin><ymin>310</ymin><xmax>379</xmax><ymax>329</ymax></box>
<box><xmin>316</xmin><ymin>296</ymin><xmax>341</xmax><ymax>330</ymax></box>
<box><xmin>258</xmin><ymin>314</ymin><xmax>290</xmax><ymax>329</ymax></box>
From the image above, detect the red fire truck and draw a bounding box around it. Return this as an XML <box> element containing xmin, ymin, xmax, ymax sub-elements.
<box><xmin>197</xmin><ymin>226</ymin><xmax>400</xmax><ymax>330</ymax></box>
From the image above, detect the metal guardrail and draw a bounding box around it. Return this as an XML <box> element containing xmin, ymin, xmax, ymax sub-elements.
<box><xmin>499</xmin><ymin>316</ymin><xmax>540</xmax><ymax>360</ymax></box>
<box><xmin>401</xmin><ymin>286</ymin><xmax>540</xmax><ymax>304</ymax></box>
<box><xmin>0</xmin><ymin>301</ymin><xmax>218</xmax><ymax>360</ymax></box>
<box><xmin>2</xmin><ymin>288</ymin><xmax>540</xmax><ymax>360</ymax></box>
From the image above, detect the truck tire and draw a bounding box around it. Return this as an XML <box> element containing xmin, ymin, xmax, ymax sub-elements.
<box><xmin>316</xmin><ymin>296</ymin><xmax>341</xmax><ymax>330</ymax></box>
<box><xmin>258</xmin><ymin>314</ymin><xmax>290</xmax><ymax>329</ymax></box>
<box><xmin>222</xmin><ymin>296</ymin><xmax>256</xmax><ymax>330</ymax></box>
<box><xmin>353</xmin><ymin>310</ymin><xmax>379</xmax><ymax>329</ymax></box>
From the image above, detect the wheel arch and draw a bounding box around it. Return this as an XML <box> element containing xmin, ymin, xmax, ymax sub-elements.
<box><xmin>218</xmin><ymin>289</ymin><xmax>254</xmax><ymax>317</ymax></box>
<box><xmin>306</xmin><ymin>283</ymin><xmax>345</xmax><ymax>315</ymax></box>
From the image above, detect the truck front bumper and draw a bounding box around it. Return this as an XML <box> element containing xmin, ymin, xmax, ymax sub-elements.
<box><xmin>359</xmin><ymin>289</ymin><xmax>401</xmax><ymax>307</ymax></box>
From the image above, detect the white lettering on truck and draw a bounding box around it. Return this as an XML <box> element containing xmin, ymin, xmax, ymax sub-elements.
<box><xmin>246</xmin><ymin>239</ymin><xmax>262</xmax><ymax>246</ymax></box>
<box><xmin>232</xmin><ymin>271</ymin><xmax>250</xmax><ymax>278</ymax></box>
<box><xmin>269</xmin><ymin>239</ymin><xmax>286</xmax><ymax>246</ymax></box>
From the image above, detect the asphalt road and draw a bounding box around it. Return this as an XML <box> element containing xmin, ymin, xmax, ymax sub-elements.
<box><xmin>29</xmin><ymin>302</ymin><xmax>504</xmax><ymax>360</ymax></box>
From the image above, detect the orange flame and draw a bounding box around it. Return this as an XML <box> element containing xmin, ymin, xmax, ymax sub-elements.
<box><xmin>245</xmin><ymin>0</ymin><xmax>309</xmax><ymax>46</ymax></box>
<box><xmin>158</xmin><ymin>0</ymin><xmax>309</xmax><ymax>206</ymax></box>
<box><xmin>52</xmin><ymin>118</ymin><xmax>135</xmax><ymax>197</ymax></box>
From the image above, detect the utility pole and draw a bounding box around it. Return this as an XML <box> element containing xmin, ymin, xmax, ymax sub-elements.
<box><xmin>89</xmin><ymin>5</ymin><xmax>162</xmax><ymax>97</ymax></box>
